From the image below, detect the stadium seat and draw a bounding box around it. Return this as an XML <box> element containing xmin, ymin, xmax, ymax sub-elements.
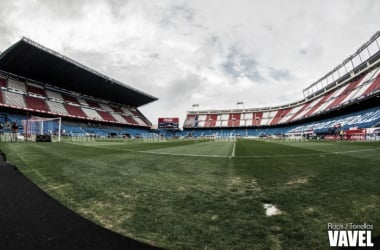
<box><xmin>130</xmin><ymin>109</ymin><xmax>150</xmax><ymax>126</ymax></box>
<box><xmin>98</xmin><ymin>110</ymin><xmax>117</xmax><ymax>122</ymax></box>
<box><xmin>98</xmin><ymin>103</ymin><xmax>113</xmax><ymax>111</ymax></box>
<box><xmin>64</xmin><ymin>104</ymin><xmax>87</xmax><ymax>118</ymax></box>
<box><xmin>270</xmin><ymin>108</ymin><xmax>292</xmax><ymax>125</ymax></box>
<box><xmin>3</xmin><ymin>91</ymin><xmax>27</xmax><ymax>108</ymax></box>
<box><xmin>24</xmin><ymin>96</ymin><xmax>49</xmax><ymax>112</ymax></box>
<box><xmin>288</xmin><ymin>106</ymin><xmax>380</xmax><ymax>134</ymax></box>
<box><xmin>361</xmin><ymin>68</ymin><xmax>380</xmax><ymax>97</ymax></box>
<box><xmin>220</xmin><ymin>114</ymin><xmax>229</xmax><ymax>127</ymax></box>
<box><xmin>304</xmin><ymin>93</ymin><xmax>334</xmax><ymax>118</ymax></box>
<box><xmin>325</xmin><ymin>76</ymin><xmax>364</xmax><ymax>110</ymax></box>
<box><xmin>77</xmin><ymin>98</ymin><xmax>89</xmax><ymax>106</ymax></box>
<box><xmin>110</xmin><ymin>106</ymin><xmax>123</xmax><ymax>113</ymax></box>
<box><xmin>204</xmin><ymin>114</ymin><xmax>218</xmax><ymax>127</ymax></box>
<box><xmin>7</xmin><ymin>79</ymin><xmax>27</xmax><ymax>93</ymax></box>
<box><xmin>0</xmin><ymin>89</ymin><xmax>3</xmax><ymax>104</ymax></box>
<box><xmin>46</xmin><ymin>100</ymin><xmax>69</xmax><ymax>115</ymax></box>
<box><xmin>0</xmin><ymin>77</ymin><xmax>6</xmax><ymax>87</ymax></box>
<box><xmin>46</xmin><ymin>90</ymin><xmax>64</xmax><ymax>101</ymax></box>
<box><xmin>252</xmin><ymin>112</ymin><xmax>263</xmax><ymax>126</ymax></box>
<box><xmin>122</xmin><ymin>115</ymin><xmax>138</xmax><ymax>125</ymax></box>
<box><xmin>295</xmin><ymin>101</ymin><xmax>320</xmax><ymax>122</ymax></box>
<box><xmin>27</xmin><ymin>84</ymin><xmax>46</xmax><ymax>97</ymax></box>
<box><xmin>81</xmin><ymin>107</ymin><xmax>102</xmax><ymax>120</ymax></box>
<box><xmin>85</xmin><ymin>99</ymin><xmax>101</xmax><ymax>108</ymax></box>
<box><xmin>62</xmin><ymin>94</ymin><xmax>80</xmax><ymax>105</ymax></box>
<box><xmin>184</xmin><ymin>114</ymin><xmax>197</xmax><ymax>128</ymax></box>
<box><xmin>111</xmin><ymin>113</ymin><xmax>128</xmax><ymax>123</ymax></box>
<box><xmin>227</xmin><ymin>113</ymin><xmax>241</xmax><ymax>127</ymax></box>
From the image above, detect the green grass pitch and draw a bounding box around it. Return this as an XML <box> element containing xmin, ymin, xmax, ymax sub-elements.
<box><xmin>1</xmin><ymin>139</ymin><xmax>379</xmax><ymax>249</ymax></box>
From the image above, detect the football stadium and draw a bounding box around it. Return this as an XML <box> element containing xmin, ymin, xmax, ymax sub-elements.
<box><xmin>0</xmin><ymin>22</ymin><xmax>379</xmax><ymax>250</ymax></box>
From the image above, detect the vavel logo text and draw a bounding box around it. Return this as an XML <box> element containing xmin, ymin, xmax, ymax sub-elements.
<box><xmin>328</xmin><ymin>223</ymin><xmax>374</xmax><ymax>247</ymax></box>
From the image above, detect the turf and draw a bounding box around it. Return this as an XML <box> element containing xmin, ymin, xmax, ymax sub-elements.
<box><xmin>1</xmin><ymin>139</ymin><xmax>379</xmax><ymax>249</ymax></box>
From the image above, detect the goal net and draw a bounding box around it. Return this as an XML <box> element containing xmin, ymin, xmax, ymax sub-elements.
<box><xmin>22</xmin><ymin>116</ymin><xmax>62</xmax><ymax>142</ymax></box>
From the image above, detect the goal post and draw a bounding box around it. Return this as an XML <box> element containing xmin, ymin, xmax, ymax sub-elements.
<box><xmin>22</xmin><ymin>116</ymin><xmax>62</xmax><ymax>142</ymax></box>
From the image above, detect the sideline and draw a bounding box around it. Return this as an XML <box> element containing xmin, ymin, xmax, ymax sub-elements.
<box><xmin>8</xmin><ymin>146</ymin><xmax>47</xmax><ymax>182</ymax></box>
<box><xmin>70</xmin><ymin>141</ymin><xmax>380</xmax><ymax>159</ymax></box>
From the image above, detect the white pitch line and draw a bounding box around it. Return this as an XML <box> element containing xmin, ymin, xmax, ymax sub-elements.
<box><xmin>138</xmin><ymin>150</ymin><xmax>230</xmax><ymax>158</ymax></box>
<box><xmin>332</xmin><ymin>148</ymin><xmax>380</xmax><ymax>154</ymax></box>
<box><xmin>236</xmin><ymin>147</ymin><xmax>380</xmax><ymax>158</ymax></box>
<box><xmin>78</xmin><ymin>144</ymin><xmax>230</xmax><ymax>158</ymax></box>
<box><xmin>45</xmin><ymin>183</ymin><xmax>71</xmax><ymax>191</ymax></box>
<box><xmin>230</xmin><ymin>141</ymin><xmax>236</xmax><ymax>159</ymax></box>
<box><xmin>75</xmin><ymin>142</ymin><xmax>380</xmax><ymax>159</ymax></box>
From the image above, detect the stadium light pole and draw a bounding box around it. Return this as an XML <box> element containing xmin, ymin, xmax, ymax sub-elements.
<box><xmin>192</xmin><ymin>104</ymin><xmax>199</xmax><ymax>111</ymax></box>
<box><xmin>237</xmin><ymin>101</ymin><xmax>244</xmax><ymax>110</ymax></box>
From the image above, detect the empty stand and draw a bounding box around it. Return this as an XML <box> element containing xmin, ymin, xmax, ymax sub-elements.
<box><xmin>228</xmin><ymin>113</ymin><xmax>241</xmax><ymax>127</ymax></box>
<box><xmin>361</xmin><ymin>68</ymin><xmax>380</xmax><ymax>97</ymax></box>
<box><xmin>3</xmin><ymin>91</ymin><xmax>27</xmax><ymax>108</ymax></box>
<box><xmin>0</xmin><ymin>77</ymin><xmax>6</xmax><ymax>87</ymax></box>
<box><xmin>184</xmin><ymin>114</ymin><xmax>197</xmax><ymax>128</ymax></box>
<box><xmin>122</xmin><ymin>115</ymin><xmax>138</xmax><ymax>125</ymax></box>
<box><xmin>7</xmin><ymin>79</ymin><xmax>26</xmax><ymax>93</ymax></box>
<box><xmin>282</xmin><ymin>105</ymin><xmax>303</xmax><ymax>123</ymax></box>
<box><xmin>252</xmin><ymin>112</ymin><xmax>263</xmax><ymax>126</ymax></box>
<box><xmin>111</xmin><ymin>106</ymin><xmax>123</xmax><ymax>113</ymax></box>
<box><xmin>260</xmin><ymin>111</ymin><xmax>275</xmax><ymax>126</ymax></box>
<box><xmin>364</xmin><ymin>76</ymin><xmax>380</xmax><ymax>96</ymax></box>
<box><xmin>77</xmin><ymin>98</ymin><xmax>89</xmax><ymax>106</ymax></box>
<box><xmin>62</xmin><ymin>94</ymin><xmax>80</xmax><ymax>104</ymax></box>
<box><xmin>326</xmin><ymin>76</ymin><xmax>364</xmax><ymax>110</ymax></box>
<box><xmin>271</xmin><ymin>108</ymin><xmax>292</xmax><ymax>125</ymax></box>
<box><xmin>82</xmin><ymin>107</ymin><xmax>103</xmax><ymax>120</ymax></box>
<box><xmin>204</xmin><ymin>114</ymin><xmax>218</xmax><ymax>127</ymax></box>
<box><xmin>99</xmin><ymin>103</ymin><xmax>113</xmax><ymax>111</ymax></box>
<box><xmin>197</xmin><ymin>114</ymin><xmax>207</xmax><ymax>127</ymax></box>
<box><xmin>133</xmin><ymin>116</ymin><xmax>148</xmax><ymax>126</ymax></box>
<box><xmin>64</xmin><ymin>104</ymin><xmax>87</xmax><ymax>117</ymax></box>
<box><xmin>298</xmin><ymin>96</ymin><xmax>325</xmax><ymax>120</ymax></box>
<box><xmin>46</xmin><ymin>100</ymin><xmax>69</xmax><ymax>115</ymax></box>
<box><xmin>86</xmin><ymin>100</ymin><xmax>101</xmax><ymax>108</ymax></box>
<box><xmin>242</xmin><ymin>113</ymin><xmax>253</xmax><ymax>127</ymax></box>
<box><xmin>27</xmin><ymin>84</ymin><xmax>46</xmax><ymax>97</ymax></box>
<box><xmin>288</xmin><ymin>107</ymin><xmax>380</xmax><ymax>134</ymax></box>
<box><xmin>315</xmin><ymin>92</ymin><xmax>338</xmax><ymax>115</ymax></box>
<box><xmin>111</xmin><ymin>113</ymin><xmax>128</xmax><ymax>123</ymax></box>
<box><xmin>46</xmin><ymin>90</ymin><xmax>64</xmax><ymax>101</ymax></box>
<box><xmin>98</xmin><ymin>110</ymin><xmax>117</xmax><ymax>122</ymax></box>
<box><xmin>220</xmin><ymin>114</ymin><xmax>229</xmax><ymax>127</ymax></box>
<box><xmin>25</xmin><ymin>96</ymin><xmax>49</xmax><ymax>112</ymax></box>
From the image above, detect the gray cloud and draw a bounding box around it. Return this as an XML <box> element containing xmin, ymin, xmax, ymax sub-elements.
<box><xmin>223</xmin><ymin>46</ymin><xmax>263</xmax><ymax>82</ymax></box>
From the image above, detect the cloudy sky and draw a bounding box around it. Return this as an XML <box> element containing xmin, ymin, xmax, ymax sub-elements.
<box><xmin>0</xmin><ymin>0</ymin><xmax>379</xmax><ymax>126</ymax></box>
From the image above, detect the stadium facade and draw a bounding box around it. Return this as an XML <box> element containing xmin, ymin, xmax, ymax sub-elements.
<box><xmin>0</xmin><ymin>37</ymin><xmax>158</xmax><ymax>139</ymax></box>
<box><xmin>183</xmin><ymin>32</ymin><xmax>380</xmax><ymax>139</ymax></box>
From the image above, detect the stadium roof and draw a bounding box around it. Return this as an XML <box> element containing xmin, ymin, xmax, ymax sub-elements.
<box><xmin>0</xmin><ymin>37</ymin><xmax>158</xmax><ymax>107</ymax></box>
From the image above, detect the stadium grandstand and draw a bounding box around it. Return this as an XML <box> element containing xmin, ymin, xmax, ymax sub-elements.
<box><xmin>0</xmin><ymin>37</ymin><xmax>158</xmax><ymax>140</ymax></box>
<box><xmin>183</xmin><ymin>31</ymin><xmax>380</xmax><ymax>140</ymax></box>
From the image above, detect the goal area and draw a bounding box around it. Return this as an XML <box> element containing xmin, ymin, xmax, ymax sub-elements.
<box><xmin>22</xmin><ymin>116</ymin><xmax>62</xmax><ymax>142</ymax></box>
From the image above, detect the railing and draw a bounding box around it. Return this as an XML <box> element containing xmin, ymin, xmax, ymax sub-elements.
<box><xmin>303</xmin><ymin>31</ymin><xmax>380</xmax><ymax>98</ymax></box>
